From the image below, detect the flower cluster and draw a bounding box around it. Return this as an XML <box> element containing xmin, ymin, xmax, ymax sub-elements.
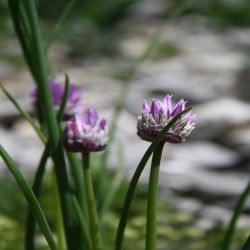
<box><xmin>137</xmin><ymin>95</ymin><xmax>195</xmax><ymax>144</ymax></box>
<box><xmin>31</xmin><ymin>79</ymin><xmax>195</xmax><ymax>151</ymax></box>
<box><xmin>64</xmin><ymin>108</ymin><xmax>108</xmax><ymax>153</ymax></box>
<box><xmin>31</xmin><ymin>79</ymin><xmax>108</xmax><ymax>153</ymax></box>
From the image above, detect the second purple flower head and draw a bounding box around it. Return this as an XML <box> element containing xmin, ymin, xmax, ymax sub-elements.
<box><xmin>31</xmin><ymin>80</ymin><xmax>82</xmax><ymax>119</ymax></box>
<box><xmin>64</xmin><ymin>108</ymin><xmax>108</xmax><ymax>153</ymax></box>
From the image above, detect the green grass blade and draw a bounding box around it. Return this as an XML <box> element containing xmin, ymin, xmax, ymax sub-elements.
<box><xmin>52</xmin><ymin>170</ymin><xmax>66</xmax><ymax>250</ymax></box>
<box><xmin>241</xmin><ymin>235</ymin><xmax>250</xmax><ymax>250</ymax></box>
<box><xmin>57</xmin><ymin>74</ymin><xmax>70</xmax><ymax>122</ymax></box>
<box><xmin>18</xmin><ymin>0</ymin><xmax>78</xmax><ymax>247</ymax></box>
<box><xmin>25</xmin><ymin>144</ymin><xmax>50</xmax><ymax>250</ymax></box>
<box><xmin>72</xmin><ymin>196</ymin><xmax>91</xmax><ymax>250</ymax></box>
<box><xmin>67</xmin><ymin>152</ymin><xmax>89</xmax><ymax>224</ymax></box>
<box><xmin>0</xmin><ymin>83</ymin><xmax>46</xmax><ymax>144</ymax></box>
<box><xmin>100</xmin><ymin>139</ymin><xmax>125</xmax><ymax>219</ymax></box>
<box><xmin>46</xmin><ymin>0</ymin><xmax>77</xmax><ymax>52</ymax></box>
<box><xmin>107</xmin><ymin>26</ymin><xmax>163</xmax><ymax>151</ymax></box>
<box><xmin>7</xmin><ymin>0</ymin><xmax>36</xmax><ymax>80</ymax></box>
<box><xmin>114</xmin><ymin>107</ymin><xmax>191</xmax><ymax>250</ymax></box>
<box><xmin>0</xmin><ymin>145</ymin><xmax>57</xmax><ymax>250</ymax></box>
<box><xmin>97</xmin><ymin>25</ymin><xmax>164</xmax><ymax>210</ymax></box>
<box><xmin>222</xmin><ymin>180</ymin><xmax>250</xmax><ymax>250</ymax></box>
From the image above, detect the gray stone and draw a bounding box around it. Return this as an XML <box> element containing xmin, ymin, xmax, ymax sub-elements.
<box><xmin>161</xmin><ymin>168</ymin><xmax>249</xmax><ymax>197</ymax></box>
<box><xmin>194</xmin><ymin>98</ymin><xmax>250</xmax><ymax>139</ymax></box>
<box><xmin>224</xmin><ymin>127</ymin><xmax>250</xmax><ymax>156</ymax></box>
<box><xmin>166</xmin><ymin>141</ymin><xmax>240</xmax><ymax>168</ymax></box>
<box><xmin>176</xmin><ymin>198</ymin><xmax>203</xmax><ymax>214</ymax></box>
<box><xmin>0</xmin><ymin>124</ymin><xmax>43</xmax><ymax>173</ymax></box>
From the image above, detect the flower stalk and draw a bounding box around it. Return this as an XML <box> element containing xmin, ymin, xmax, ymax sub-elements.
<box><xmin>145</xmin><ymin>143</ymin><xmax>164</xmax><ymax>250</ymax></box>
<box><xmin>82</xmin><ymin>153</ymin><xmax>102</xmax><ymax>250</ymax></box>
<box><xmin>222</xmin><ymin>180</ymin><xmax>250</xmax><ymax>250</ymax></box>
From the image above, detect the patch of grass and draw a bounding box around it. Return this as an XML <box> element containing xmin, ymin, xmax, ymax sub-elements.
<box><xmin>0</xmin><ymin>172</ymin><xmax>248</xmax><ymax>250</ymax></box>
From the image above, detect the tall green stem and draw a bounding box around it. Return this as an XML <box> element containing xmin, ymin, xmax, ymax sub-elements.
<box><xmin>82</xmin><ymin>153</ymin><xmax>102</xmax><ymax>250</ymax></box>
<box><xmin>16</xmin><ymin>1</ymin><xmax>78</xmax><ymax>249</ymax></box>
<box><xmin>114</xmin><ymin>109</ymin><xmax>191</xmax><ymax>250</ymax></box>
<box><xmin>222</xmin><ymin>180</ymin><xmax>250</xmax><ymax>250</ymax></box>
<box><xmin>25</xmin><ymin>145</ymin><xmax>50</xmax><ymax>250</ymax></box>
<box><xmin>145</xmin><ymin>143</ymin><xmax>164</xmax><ymax>250</ymax></box>
<box><xmin>52</xmin><ymin>171</ymin><xmax>66</xmax><ymax>250</ymax></box>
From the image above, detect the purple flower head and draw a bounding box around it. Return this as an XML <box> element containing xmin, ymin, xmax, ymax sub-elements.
<box><xmin>137</xmin><ymin>95</ymin><xmax>196</xmax><ymax>144</ymax></box>
<box><xmin>31</xmin><ymin>80</ymin><xmax>82</xmax><ymax>119</ymax></box>
<box><xmin>64</xmin><ymin>108</ymin><xmax>108</xmax><ymax>153</ymax></box>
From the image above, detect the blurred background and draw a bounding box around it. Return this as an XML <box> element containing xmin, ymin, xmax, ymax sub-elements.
<box><xmin>1</xmin><ymin>0</ymin><xmax>250</xmax><ymax>249</ymax></box>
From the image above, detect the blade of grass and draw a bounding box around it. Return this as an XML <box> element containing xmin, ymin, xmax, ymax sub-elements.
<box><xmin>99</xmin><ymin>140</ymin><xmax>125</xmax><ymax>249</ymax></box>
<box><xmin>25</xmin><ymin>74</ymin><xmax>72</xmax><ymax>250</ymax></box>
<box><xmin>25</xmin><ymin>144</ymin><xmax>50</xmax><ymax>250</ymax></box>
<box><xmin>222</xmin><ymin>180</ymin><xmax>250</xmax><ymax>250</ymax></box>
<box><xmin>56</xmin><ymin>74</ymin><xmax>70</xmax><ymax>122</ymax></box>
<box><xmin>67</xmin><ymin>152</ymin><xmax>89</xmax><ymax>223</ymax></box>
<box><xmin>0</xmin><ymin>83</ymin><xmax>46</xmax><ymax>144</ymax></box>
<box><xmin>97</xmin><ymin>25</ymin><xmax>164</xmax><ymax>210</ymax></box>
<box><xmin>114</xmin><ymin>107</ymin><xmax>191</xmax><ymax>250</ymax></box>
<box><xmin>46</xmin><ymin>0</ymin><xmax>77</xmax><ymax>52</ymax></box>
<box><xmin>72</xmin><ymin>196</ymin><xmax>91</xmax><ymax>250</ymax></box>
<box><xmin>18</xmin><ymin>0</ymin><xmax>78</xmax><ymax>248</ymax></box>
<box><xmin>106</xmin><ymin>26</ymin><xmax>163</xmax><ymax>152</ymax></box>
<box><xmin>0</xmin><ymin>145</ymin><xmax>57</xmax><ymax>250</ymax></box>
<box><xmin>99</xmin><ymin>3</ymin><xmax>193</xmax><ymax>206</ymax></box>
<box><xmin>52</xmin><ymin>170</ymin><xmax>66</xmax><ymax>250</ymax></box>
<box><xmin>241</xmin><ymin>235</ymin><xmax>250</xmax><ymax>250</ymax></box>
<box><xmin>7</xmin><ymin>0</ymin><xmax>36</xmax><ymax>80</ymax></box>
<box><xmin>104</xmin><ymin>1</ymin><xmax>190</xmax><ymax>163</ymax></box>
<box><xmin>100</xmin><ymin>139</ymin><xmax>125</xmax><ymax>219</ymax></box>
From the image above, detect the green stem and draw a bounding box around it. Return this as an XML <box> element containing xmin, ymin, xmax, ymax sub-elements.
<box><xmin>241</xmin><ymin>235</ymin><xmax>250</xmax><ymax>250</ymax></box>
<box><xmin>82</xmin><ymin>153</ymin><xmax>102</xmax><ymax>250</ymax></box>
<box><xmin>46</xmin><ymin>0</ymin><xmax>77</xmax><ymax>52</ymax></box>
<box><xmin>52</xmin><ymin>171</ymin><xmax>66</xmax><ymax>250</ymax></box>
<box><xmin>0</xmin><ymin>145</ymin><xmax>57</xmax><ymax>250</ymax></box>
<box><xmin>222</xmin><ymin>180</ymin><xmax>250</xmax><ymax>250</ymax></box>
<box><xmin>25</xmin><ymin>144</ymin><xmax>50</xmax><ymax>250</ymax></box>
<box><xmin>145</xmin><ymin>143</ymin><xmax>164</xmax><ymax>250</ymax></box>
<box><xmin>67</xmin><ymin>152</ymin><xmax>88</xmax><ymax>221</ymax></box>
<box><xmin>0</xmin><ymin>83</ymin><xmax>46</xmax><ymax>144</ymax></box>
<box><xmin>72</xmin><ymin>196</ymin><xmax>91</xmax><ymax>250</ymax></box>
<box><xmin>20</xmin><ymin>1</ymin><xmax>78</xmax><ymax>248</ymax></box>
<box><xmin>114</xmin><ymin>108</ymin><xmax>191</xmax><ymax>250</ymax></box>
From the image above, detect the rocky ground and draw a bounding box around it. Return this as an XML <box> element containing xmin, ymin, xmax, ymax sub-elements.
<box><xmin>1</xmin><ymin>0</ymin><xmax>250</xmax><ymax>237</ymax></box>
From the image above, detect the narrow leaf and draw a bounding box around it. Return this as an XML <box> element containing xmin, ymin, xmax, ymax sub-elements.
<box><xmin>25</xmin><ymin>144</ymin><xmax>50</xmax><ymax>250</ymax></box>
<box><xmin>57</xmin><ymin>74</ymin><xmax>70</xmax><ymax>122</ymax></box>
<box><xmin>222</xmin><ymin>179</ymin><xmax>250</xmax><ymax>250</ymax></box>
<box><xmin>46</xmin><ymin>0</ymin><xmax>77</xmax><ymax>51</ymax></box>
<box><xmin>241</xmin><ymin>235</ymin><xmax>250</xmax><ymax>250</ymax></box>
<box><xmin>0</xmin><ymin>83</ymin><xmax>46</xmax><ymax>144</ymax></box>
<box><xmin>72</xmin><ymin>196</ymin><xmax>91</xmax><ymax>250</ymax></box>
<box><xmin>0</xmin><ymin>145</ymin><xmax>57</xmax><ymax>250</ymax></box>
<box><xmin>100</xmin><ymin>139</ymin><xmax>125</xmax><ymax>219</ymax></box>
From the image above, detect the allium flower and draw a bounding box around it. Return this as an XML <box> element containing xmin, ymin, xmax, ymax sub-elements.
<box><xmin>137</xmin><ymin>95</ymin><xmax>196</xmax><ymax>143</ymax></box>
<box><xmin>31</xmin><ymin>80</ymin><xmax>82</xmax><ymax>119</ymax></box>
<box><xmin>64</xmin><ymin>108</ymin><xmax>108</xmax><ymax>153</ymax></box>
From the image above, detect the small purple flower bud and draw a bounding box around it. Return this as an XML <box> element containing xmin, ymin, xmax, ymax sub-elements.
<box><xmin>31</xmin><ymin>80</ymin><xmax>83</xmax><ymax>120</ymax></box>
<box><xmin>137</xmin><ymin>95</ymin><xmax>195</xmax><ymax>144</ymax></box>
<box><xmin>64</xmin><ymin>108</ymin><xmax>108</xmax><ymax>153</ymax></box>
